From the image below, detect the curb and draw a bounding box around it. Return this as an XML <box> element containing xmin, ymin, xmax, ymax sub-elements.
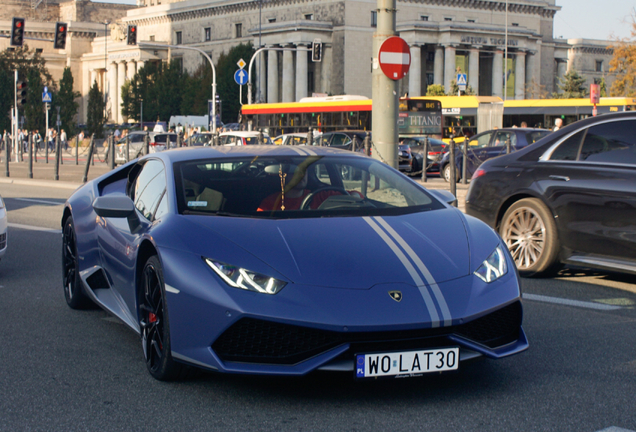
<box><xmin>0</xmin><ymin>177</ymin><xmax>83</xmax><ymax>190</ymax></box>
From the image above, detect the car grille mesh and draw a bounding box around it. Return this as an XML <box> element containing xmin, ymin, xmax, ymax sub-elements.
<box><xmin>212</xmin><ymin>301</ymin><xmax>522</xmax><ymax>365</ymax></box>
<box><xmin>0</xmin><ymin>232</ymin><xmax>6</xmax><ymax>249</ymax></box>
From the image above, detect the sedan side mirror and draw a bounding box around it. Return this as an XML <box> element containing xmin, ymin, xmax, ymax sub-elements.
<box><xmin>429</xmin><ymin>189</ymin><xmax>458</xmax><ymax>207</ymax></box>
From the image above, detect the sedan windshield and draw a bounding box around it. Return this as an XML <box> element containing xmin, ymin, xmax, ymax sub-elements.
<box><xmin>175</xmin><ymin>155</ymin><xmax>442</xmax><ymax>218</ymax></box>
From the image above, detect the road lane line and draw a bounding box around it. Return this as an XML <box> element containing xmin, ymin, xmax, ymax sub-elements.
<box><xmin>523</xmin><ymin>293</ymin><xmax>623</xmax><ymax>311</ymax></box>
<box><xmin>13</xmin><ymin>198</ymin><xmax>65</xmax><ymax>206</ymax></box>
<box><xmin>8</xmin><ymin>223</ymin><xmax>62</xmax><ymax>234</ymax></box>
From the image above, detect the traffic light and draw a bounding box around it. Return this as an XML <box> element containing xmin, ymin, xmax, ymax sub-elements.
<box><xmin>16</xmin><ymin>80</ymin><xmax>27</xmax><ymax>108</ymax></box>
<box><xmin>53</xmin><ymin>22</ymin><xmax>68</xmax><ymax>50</ymax></box>
<box><xmin>11</xmin><ymin>17</ymin><xmax>25</xmax><ymax>47</ymax></box>
<box><xmin>127</xmin><ymin>25</ymin><xmax>137</xmax><ymax>45</ymax></box>
<box><xmin>311</xmin><ymin>40</ymin><xmax>322</xmax><ymax>62</ymax></box>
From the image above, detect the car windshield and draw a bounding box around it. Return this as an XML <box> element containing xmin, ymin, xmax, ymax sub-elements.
<box><xmin>175</xmin><ymin>155</ymin><xmax>442</xmax><ymax>219</ymax></box>
<box><xmin>154</xmin><ymin>134</ymin><xmax>177</xmax><ymax>143</ymax></box>
<box><xmin>192</xmin><ymin>134</ymin><xmax>212</xmax><ymax>145</ymax></box>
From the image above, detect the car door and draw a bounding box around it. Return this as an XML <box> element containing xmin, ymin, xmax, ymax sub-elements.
<box><xmin>534</xmin><ymin>119</ymin><xmax>636</xmax><ymax>261</ymax></box>
<box><xmin>465</xmin><ymin>131</ymin><xmax>493</xmax><ymax>175</ymax></box>
<box><xmin>329</xmin><ymin>133</ymin><xmax>352</xmax><ymax>151</ymax></box>
<box><xmin>97</xmin><ymin>159</ymin><xmax>168</xmax><ymax>321</ymax></box>
<box><xmin>485</xmin><ymin>130</ymin><xmax>517</xmax><ymax>161</ymax></box>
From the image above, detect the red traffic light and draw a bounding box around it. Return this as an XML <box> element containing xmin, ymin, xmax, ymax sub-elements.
<box><xmin>54</xmin><ymin>22</ymin><xmax>68</xmax><ymax>49</ymax></box>
<box><xmin>11</xmin><ymin>17</ymin><xmax>25</xmax><ymax>47</ymax></box>
<box><xmin>16</xmin><ymin>21</ymin><xmax>22</xmax><ymax>28</ymax></box>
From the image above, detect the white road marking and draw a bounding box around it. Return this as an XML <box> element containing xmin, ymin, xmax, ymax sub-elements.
<box><xmin>8</xmin><ymin>223</ymin><xmax>62</xmax><ymax>234</ymax></box>
<box><xmin>14</xmin><ymin>198</ymin><xmax>64</xmax><ymax>206</ymax></box>
<box><xmin>523</xmin><ymin>293</ymin><xmax>623</xmax><ymax>311</ymax></box>
<box><xmin>596</xmin><ymin>427</ymin><xmax>636</xmax><ymax>432</ymax></box>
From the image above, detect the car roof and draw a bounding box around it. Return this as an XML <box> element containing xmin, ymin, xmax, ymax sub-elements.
<box><xmin>219</xmin><ymin>131</ymin><xmax>270</xmax><ymax>137</ymax></box>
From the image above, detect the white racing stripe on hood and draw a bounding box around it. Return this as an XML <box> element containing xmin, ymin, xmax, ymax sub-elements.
<box><xmin>363</xmin><ymin>217</ymin><xmax>440</xmax><ymax>327</ymax></box>
<box><xmin>302</xmin><ymin>147</ymin><xmax>318</xmax><ymax>156</ymax></box>
<box><xmin>290</xmin><ymin>147</ymin><xmax>309</xmax><ymax>156</ymax></box>
<box><xmin>374</xmin><ymin>216</ymin><xmax>452</xmax><ymax>327</ymax></box>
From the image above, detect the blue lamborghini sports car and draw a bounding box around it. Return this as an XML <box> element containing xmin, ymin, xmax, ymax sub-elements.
<box><xmin>62</xmin><ymin>145</ymin><xmax>528</xmax><ymax>381</ymax></box>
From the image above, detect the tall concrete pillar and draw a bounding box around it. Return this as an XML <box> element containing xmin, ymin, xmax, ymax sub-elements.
<box><xmin>108</xmin><ymin>62</ymin><xmax>117</xmax><ymax>122</ymax></box>
<box><xmin>117</xmin><ymin>61</ymin><xmax>126</xmax><ymax>123</ymax></box>
<box><xmin>267</xmin><ymin>48</ymin><xmax>279</xmax><ymax>103</ymax></box>
<box><xmin>434</xmin><ymin>46</ymin><xmax>444</xmax><ymax>86</ymax></box>
<box><xmin>320</xmin><ymin>45</ymin><xmax>332</xmax><ymax>94</ymax></box>
<box><xmin>257</xmin><ymin>51</ymin><xmax>267</xmax><ymax>103</ymax></box>
<box><xmin>137</xmin><ymin>60</ymin><xmax>146</xmax><ymax>71</ymax></box>
<box><xmin>468</xmin><ymin>48</ymin><xmax>480</xmax><ymax>95</ymax></box>
<box><xmin>126</xmin><ymin>61</ymin><xmax>136</xmax><ymax>80</ymax></box>
<box><xmin>408</xmin><ymin>45</ymin><xmax>421</xmax><ymax>97</ymax></box>
<box><xmin>492</xmin><ymin>49</ymin><xmax>504</xmax><ymax>98</ymax></box>
<box><xmin>282</xmin><ymin>47</ymin><xmax>294</xmax><ymax>102</ymax></box>
<box><xmin>295</xmin><ymin>44</ymin><xmax>308</xmax><ymax>101</ymax></box>
<box><xmin>515</xmin><ymin>51</ymin><xmax>526</xmax><ymax>100</ymax></box>
<box><xmin>526</xmin><ymin>51</ymin><xmax>537</xmax><ymax>98</ymax></box>
<box><xmin>444</xmin><ymin>45</ymin><xmax>456</xmax><ymax>94</ymax></box>
<box><xmin>89</xmin><ymin>69</ymin><xmax>98</xmax><ymax>87</ymax></box>
<box><xmin>556</xmin><ymin>60</ymin><xmax>567</xmax><ymax>93</ymax></box>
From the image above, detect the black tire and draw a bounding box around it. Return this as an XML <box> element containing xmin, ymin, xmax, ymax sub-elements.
<box><xmin>499</xmin><ymin>198</ymin><xmax>561</xmax><ymax>277</ymax></box>
<box><xmin>62</xmin><ymin>216</ymin><xmax>94</xmax><ymax>309</ymax></box>
<box><xmin>139</xmin><ymin>255</ymin><xmax>189</xmax><ymax>381</ymax></box>
<box><xmin>442</xmin><ymin>164</ymin><xmax>460</xmax><ymax>183</ymax></box>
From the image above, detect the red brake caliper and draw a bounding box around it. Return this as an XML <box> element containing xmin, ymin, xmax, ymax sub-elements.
<box><xmin>149</xmin><ymin>312</ymin><xmax>157</xmax><ymax>323</ymax></box>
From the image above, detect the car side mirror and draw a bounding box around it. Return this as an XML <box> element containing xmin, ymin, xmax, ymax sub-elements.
<box><xmin>429</xmin><ymin>189</ymin><xmax>457</xmax><ymax>207</ymax></box>
<box><xmin>92</xmin><ymin>195</ymin><xmax>142</xmax><ymax>234</ymax></box>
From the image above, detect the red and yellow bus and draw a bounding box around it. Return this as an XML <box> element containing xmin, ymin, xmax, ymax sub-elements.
<box><xmin>240</xmin><ymin>95</ymin><xmax>443</xmax><ymax>139</ymax></box>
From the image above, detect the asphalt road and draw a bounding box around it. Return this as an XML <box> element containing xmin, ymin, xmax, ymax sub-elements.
<box><xmin>0</xmin><ymin>182</ymin><xmax>635</xmax><ymax>432</ymax></box>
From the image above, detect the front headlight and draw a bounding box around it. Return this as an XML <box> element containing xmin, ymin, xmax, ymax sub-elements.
<box><xmin>474</xmin><ymin>246</ymin><xmax>508</xmax><ymax>283</ymax></box>
<box><xmin>0</xmin><ymin>196</ymin><xmax>4</xmax><ymax>209</ymax></box>
<box><xmin>205</xmin><ymin>258</ymin><xmax>286</xmax><ymax>295</ymax></box>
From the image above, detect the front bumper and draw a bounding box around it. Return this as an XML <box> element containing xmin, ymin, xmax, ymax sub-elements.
<box><xmin>160</xmin><ymin>248</ymin><xmax>527</xmax><ymax>375</ymax></box>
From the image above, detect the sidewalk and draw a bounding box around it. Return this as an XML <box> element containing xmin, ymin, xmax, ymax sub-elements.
<box><xmin>0</xmin><ymin>151</ymin><xmax>469</xmax><ymax>211</ymax></box>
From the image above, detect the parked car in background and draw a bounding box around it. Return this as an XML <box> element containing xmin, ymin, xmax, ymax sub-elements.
<box><xmin>312</xmin><ymin>131</ymin><xmax>416</xmax><ymax>174</ymax></box>
<box><xmin>114</xmin><ymin>132</ymin><xmax>178</xmax><ymax>164</ymax></box>
<box><xmin>465</xmin><ymin>112</ymin><xmax>636</xmax><ymax>277</ymax></box>
<box><xmin>0</xmin><ymin>194</ymin><xmax>6</xmax><ymax>261</ymax></box>
<box><xmin>440</xmin><ymin>128</ymin><xmax>551</xmax><ymax>182</ymax></box>
<box><xmin>400</xmin><ymin>136</ymin><xmax>447</xmax><ymax>174</ymax></box>
<box><xmin>273</xmin><ymin>133</ymin><xmax>321</xmax><ymax>146</ymax></box>
<box><xmin>190</xmin><ymin>132</ymin><xmax>214</xmax><ymax>146</ymax></box>
<box><xmin>219</xmin><ymin>131</ymin><xmax>273</xmax><ymax>145</ymax></box>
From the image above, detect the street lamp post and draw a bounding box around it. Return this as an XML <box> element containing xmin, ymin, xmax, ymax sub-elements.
<box><xmin>104</xmin><ymin>21</ymin><xmax>109</xmax><ymax>120</ymax></box>
<box><xmin>504</xmin><ymin>0</ymin><xmax>508</xmax><ymax>101</ymax></box>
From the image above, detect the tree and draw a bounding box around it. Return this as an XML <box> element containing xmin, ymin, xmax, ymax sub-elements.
<box><xmin>55</xmin><ymin>67</ymin><xmax>80</xmax><ymax>136</ymax></box>
<box><xmin>24</xmin><ymin>67</ymin><xmax>45</xmax><ymax>132</ymax></box>
<box><xmin>609</xmin><ymin>14</ymin><xmax>636</xmax><ymax>96</ymax></box>
<box><xmin>449</xmin><ymin>79</ymin><xmax>476</xmax><ymax>96</ymax></box>
<box><xmin>426</xmin><ymin>84</ymin><xmax>446</xmax><ymax>96</ymax></box>
<box><xmin>215</xmin><ymin>43</ymin><xmax>255</xmax><ymax>124</ymax></box>
<box><xmin>552</xmin><ymin>69</ymin><xmax>588</xmax><ymax>99</ymax></box>
<box><xmin>87</xmin><ymin>81</ymin><xmax>105</xmax><ymax>138</ymax></box>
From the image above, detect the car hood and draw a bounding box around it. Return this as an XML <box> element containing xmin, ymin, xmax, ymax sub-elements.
<box><xmin>183</xmin><ymin>208</ymin><xmax>470</xmax><ymax>289</ymax></box>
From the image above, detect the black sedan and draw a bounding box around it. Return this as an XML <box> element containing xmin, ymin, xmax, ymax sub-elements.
<box><xmin>440</xmin><ymin>128</ymin><xmax>550</xmax><ymax>182</ymax></box>
<box><xmin>313</xmin><ymin>131</ymin><xmax>415</xmax><ymax>174</ymax></box>
<box><xmin>400</xmin><ymin>136</ymin><xmax>446</xmax><ymax>174</ymax></box>
<box><xmin>465</xmin><ymin>112</ymin><xmax>636</xmax><ymax>277</ymax></box>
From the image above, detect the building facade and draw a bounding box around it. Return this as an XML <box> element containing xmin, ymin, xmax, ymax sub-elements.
<box><xmin>0</xmin><ymin>0</ymin><xmax>618</xmax><ymax>125</ymax></box>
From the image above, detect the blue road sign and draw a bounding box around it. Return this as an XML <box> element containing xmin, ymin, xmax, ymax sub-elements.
<box><xmin>457</xmin><ymin>73</ymin><xmax>467</xmax><ymax>90</ymax></box>
<box><xmin>234</xmin><ymin>69</ymin><xmax>248</xmax><ymax>85</ymax></box>
<box><xmin>42</xmin><ymin>91</ymin><xmax>52</xmax><ymax>103</ymax></box>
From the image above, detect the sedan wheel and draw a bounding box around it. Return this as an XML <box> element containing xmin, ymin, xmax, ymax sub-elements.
<box><xmin>443</xmin><ymin>164</ymin><xmax>460</xmax><ymax>183</ymax></box>
<box><xmin>62</xmin><ymin>216</ymin><xmax>93</xmax><ymax>309</ymax></box>
<box><xmin>499</xmin><ymin>198</ymin><xmax>560</xmax><ymax>277</ymax></box>
<box><xmin>139</xmin><ymin>255</ymin><xmax>186</xmax><ymax>381</ymax></box>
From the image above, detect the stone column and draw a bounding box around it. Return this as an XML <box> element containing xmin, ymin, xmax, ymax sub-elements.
<box><xmin>526</xmin><ymin>51</ymin><xmax>537</xmax><ymax>98</ymax></box>
<box><xmin>282</xmin><ymin>47</ymin><xmax>295</xmax><ymax>102</ymax></box>
<box><xmin>321</xmin><ymin>45</ymin><xmax>332</xmax><ymax>94</ymax></box>
<box><xmin>89</xmin><ymin>69</ymin><xmax>98</xmax><ymax>87</ymax></box>
<box><xmin>515</xmin><ymin>51</ymin><xmax>526</xmax><ymax>100</ymax></box>
<box><xmin>295</xmin><ymin>44</ymin><xmax>308</xmax><ymax>101</ymax></box>
<box><xmin>126</xmin><ymin>61</ymin><xmax>136</xmax><ymax>80</ymax></box>
<box><xmin>492</xmin><ymin>49</ymin><xmax>504</xmax><ymax>98</ymax></box>
<box><xmin>468</xmin><ymin>48</ymin><xmax>480</xmax><ymax>95</ymax></box>
<box><xmin>108</xmin><ymin>62</ymin><xmax>117</xmax><ymax>122</ymax></box>
<box><xmin>444</xmin><ymin>45</ymin><xmax>456</xmax><ymax>94</ymax></box>
<box><xmin>267</xmin><ymin>48</ymin><xmax>279</xmax><ymax>103</ymax></box>
<box><xmin>556</xmin><ymin>60</ymin><xmax>567</xmax><ymax>93</ymax></box>
<box><xmin>117</xmin><ymin>61</ymin><xmax>126</xmax><ymax>123</ymax></box>
<box><xmin>257</xmin><ymin>51</ymin><xmax>267</xmax><ymax>103</ymax></box>
<box><xmin>434</xmin><ymin>46</ymin><xmax>444</xmax><ymax>86</ymax></box>
<box><xmin>409</xmin><ymin>45</ymin><xmax>421</xmax><ymax>97</ymax></box>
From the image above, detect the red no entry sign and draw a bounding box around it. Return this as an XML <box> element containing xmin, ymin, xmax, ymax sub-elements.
<box><xmin>378</xmin><ymin>37</ymin><xmax>411</xmax><ymax>80</ymax></box>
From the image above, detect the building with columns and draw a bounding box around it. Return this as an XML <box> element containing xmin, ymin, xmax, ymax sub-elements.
<box><xmin>1</xmin><ymin>0</ymin><xmax>618</xmax><ymax>125</ymax></box>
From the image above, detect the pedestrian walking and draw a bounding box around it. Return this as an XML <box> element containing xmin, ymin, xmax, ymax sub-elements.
<box><xmin>61</xmin><ymin>129</ymin><xmax>68</xmax><ymax>150</ymax></box>
<box><xmin>34</xmin><ymin>130</ymin><xmax>42</xmax><ymax>152</ymax></box>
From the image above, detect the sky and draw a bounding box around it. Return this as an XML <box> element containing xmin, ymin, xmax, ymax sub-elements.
<box><xmin>554</xmin><ymin>0</ymin><xmax>634</xmax><ymax>41</ymax></box>
<box><xmin>96</xmin><ymin>0</ymin><xmax>635</xmax><ymax>42</ymax></box>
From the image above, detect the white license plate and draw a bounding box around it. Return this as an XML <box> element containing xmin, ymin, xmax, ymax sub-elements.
<box><xmin>355</xmin><ymin>347</ymin><xmax>459</xmax><ymax>379</ymax></box>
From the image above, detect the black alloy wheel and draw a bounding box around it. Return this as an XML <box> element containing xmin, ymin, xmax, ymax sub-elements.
<box><xmin>62</xmin><ymin>217</ymin><xmax>93</xmax><ymax>309</ymax></box>
<box><xmin>139</xmin><ymin>255</ymin><xmax>185</xmax><ymax>381</ymax></box>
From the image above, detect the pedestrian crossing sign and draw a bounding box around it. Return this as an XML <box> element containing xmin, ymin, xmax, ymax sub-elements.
<box><xmin>457</xmin><ymin>73</ymin><xmax>467</xmax><ymax>91</ymax></box>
